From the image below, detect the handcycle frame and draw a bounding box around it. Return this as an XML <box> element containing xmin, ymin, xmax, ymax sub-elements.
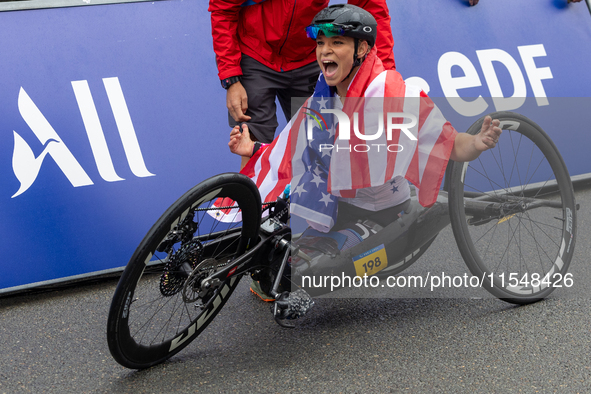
<box><xmin>182</xmin><ymin>178</ymin><xmax>566</xmax><ymax>312</ymax></box>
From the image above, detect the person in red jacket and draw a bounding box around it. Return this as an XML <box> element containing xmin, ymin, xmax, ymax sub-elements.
<box><xmin>209</xmin><ymin>0</ymin><xmax>396</xmax><ymax>168</ymax></box>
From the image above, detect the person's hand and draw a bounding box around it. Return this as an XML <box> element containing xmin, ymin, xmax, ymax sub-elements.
<box><xmin>474</xmin><ymin>115</ymin><xmax>502</xmax><ymax>151</ymax></box>
<box><xmin>226</xmin><ymin>82</ymin><xmax>251</xmax><ymax>122</ymax></box>
<box><xmin>568</xmin><ymin>0</ymin><xmax>583</xmax><ymax>3</ymax></box>
<box><xmin>228</xmin><ymin>124</ymin><xmax>255</xmax><ymax>157</ymax></box>
<box><xmin>469</xmin><ymin>0</ymin><xmax>479</xmax><ymax>5</ymax></box>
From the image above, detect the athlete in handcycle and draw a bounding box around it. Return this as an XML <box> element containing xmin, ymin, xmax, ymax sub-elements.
<box><xmin>107</xmin><ymin>5</ymin><xmax>578</xmax><ymax>369</ymax></box>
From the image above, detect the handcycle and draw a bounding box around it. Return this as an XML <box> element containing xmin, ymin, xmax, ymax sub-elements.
<box><xmin>107</xmin><ymin>111</ymin><xmax>578</xmax><ymax>369</ymax></box>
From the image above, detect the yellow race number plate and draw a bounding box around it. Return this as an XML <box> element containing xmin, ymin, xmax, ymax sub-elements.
<box><xmin>353</xmin><ymin>244</ymin><xmax>388</xmax><ymax>277</ymax></box>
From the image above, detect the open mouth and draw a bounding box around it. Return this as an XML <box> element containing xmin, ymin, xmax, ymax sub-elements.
<box><xmin>322</xmin><ymin>60</ymin><xmax>339</xmax><ymax>78</ymax></box>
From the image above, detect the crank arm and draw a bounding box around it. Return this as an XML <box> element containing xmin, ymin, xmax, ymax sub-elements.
<box><xmin>269</xmin><ymin>237</ymin><xmax>290</xmax><ymax>299</ymax></box>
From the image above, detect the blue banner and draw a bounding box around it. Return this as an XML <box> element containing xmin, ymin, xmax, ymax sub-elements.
<box><xmin>0</xmin><ymin>0</ymin><xmax>589</xmax><ymax>291</ymax></box>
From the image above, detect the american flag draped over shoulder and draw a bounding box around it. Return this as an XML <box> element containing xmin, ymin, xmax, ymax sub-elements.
<box><xmin>241</xmin><ymin>47</ymin><xmax>457</xmax><ymax>230</ymax></box>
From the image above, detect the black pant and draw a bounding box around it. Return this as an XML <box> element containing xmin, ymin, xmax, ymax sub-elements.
<box><xmin>229</xmin><ymin>54</ymin><xmax>320</xmax><ymax>143</ymax></box>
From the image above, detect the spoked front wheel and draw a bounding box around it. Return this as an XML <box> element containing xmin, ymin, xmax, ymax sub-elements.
<box><xmin>448</xmin><ymin>112</ymin><xmax>577</xmax><ymax>304</ymax></box>
<box><xmin>107</xmin><ymin>173</ymin><xmax>261</xmax><ymax>369</ymax></box>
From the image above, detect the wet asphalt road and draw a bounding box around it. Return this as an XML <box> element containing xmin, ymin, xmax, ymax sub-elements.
<box><xmin>1</xmin><ymin>187</ymin><xmax>590</xmax><ymax>393</ymax></box>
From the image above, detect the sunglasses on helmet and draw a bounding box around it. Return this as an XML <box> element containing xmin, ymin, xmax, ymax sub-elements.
<box><xmin>305</xmin><ymin>23</ymin><xmax>354</xmax><ymax>40</ymax></box>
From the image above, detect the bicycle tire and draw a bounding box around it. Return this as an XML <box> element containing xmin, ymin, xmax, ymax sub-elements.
<box><xmin>107</xmin><ymin>173</ymin><xmax>261</xmax><ymax>369</ymax></box>
<box><xmin>448</xmin><ymin>112</ymin><xmax>576</xmax><ymax>304</ymax></box>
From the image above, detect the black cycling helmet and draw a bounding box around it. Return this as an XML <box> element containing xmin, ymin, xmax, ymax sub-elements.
<box><xmin>306</xmin><ymin>4</ymin><xmax>378</xmax><ymax>82</ymax></box>
<box><xmin>306</xmin><ymin>4</ymin><xmax>377</xmax><ymax>48</ymax></box>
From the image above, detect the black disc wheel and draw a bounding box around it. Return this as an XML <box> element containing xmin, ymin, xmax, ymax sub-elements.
<box><xmin>448</xmin><ymin>112</ymin><xmax>576</xmax><ymax>304</ymax></box>
<box><xmin>107</xmin><ymin>173</ymin><xmax>261</xmax><ymax>369</ymax></box>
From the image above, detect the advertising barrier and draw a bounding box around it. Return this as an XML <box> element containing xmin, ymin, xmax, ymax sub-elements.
<box><xmin>0</xmin><ymin>0</ymin><xmax>589</xmax><ymax>292</ymax></box>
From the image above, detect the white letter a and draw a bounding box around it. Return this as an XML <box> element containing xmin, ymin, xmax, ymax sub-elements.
<box><xmin>11</xmin><ymin>88</ymin><xmax>93</xmax><ymax>198</ymax></box>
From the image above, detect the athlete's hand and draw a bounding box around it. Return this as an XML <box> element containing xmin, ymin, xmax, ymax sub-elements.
<box><xmin>228</xmin><ymin>124</ymin><xmax>255</xmax><ymax>157</ymax></box>
<box><xmin>226</xmin><ymin>82</ymin><xmax>251</xmax><ymax>122</ymax></box>
<box><xmin>469</xmin><ymin>0</ymin><xmax>479</xmax><ymax>5</ymax></box>
<box><xmin>475</xmin><ymin>115</ymin><xmax>502</xmax><ymax>151</ymax></box>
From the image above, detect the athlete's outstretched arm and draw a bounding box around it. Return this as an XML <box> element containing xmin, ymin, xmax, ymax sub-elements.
<box><xmin>450</xmin><ymin>115</ymin><xmax>502</xmax><ymax>162</ymax></box>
